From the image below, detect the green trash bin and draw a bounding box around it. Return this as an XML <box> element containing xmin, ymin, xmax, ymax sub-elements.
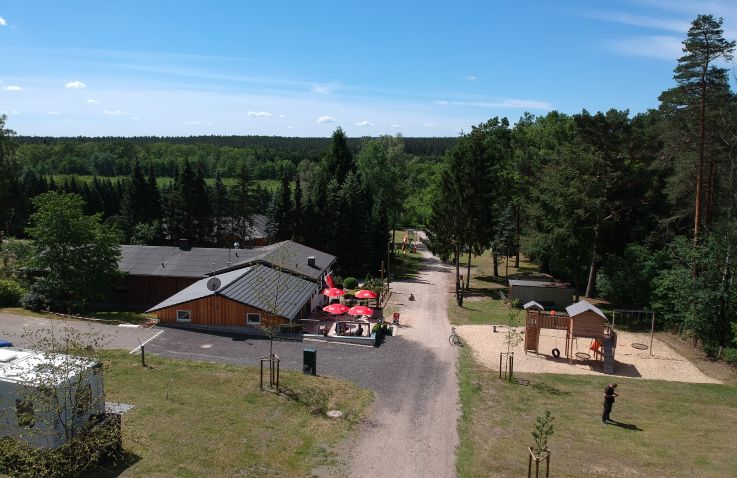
<box><xmin>303</xmin><ymin>347</ymin><xmax>316</xmax><ymax>375</ymax></box>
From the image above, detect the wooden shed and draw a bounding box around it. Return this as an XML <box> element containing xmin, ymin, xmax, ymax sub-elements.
<box><xmin>508</xmin><ymin>280</ymin><xmax>574</xmax><ymax>309</ymax></box>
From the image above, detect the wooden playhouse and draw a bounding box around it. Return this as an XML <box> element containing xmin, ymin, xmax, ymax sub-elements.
<box><xmin>525</xmin><ymin>300</ymin><xmax>617</xmax><ymax>373</ymax></box>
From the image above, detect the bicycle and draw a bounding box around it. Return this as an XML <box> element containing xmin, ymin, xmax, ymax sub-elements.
<box><xmin>449</xmin><ymin>326</ymin><xmax>461</xmax><ymax>346</ymax></box>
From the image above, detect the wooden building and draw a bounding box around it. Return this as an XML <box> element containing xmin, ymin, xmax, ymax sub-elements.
<box><xmin>147</xmin><ymin>265</ymin><xmax>320</xmax><ymax>329</ymax></box>
<box><xmin>111</xmin><ymin>240</ymin><xmax>335</xmax><ymax>310</ymax></box>
<box><xmin>508</xmin><ymin>280</ymin><xmax>574</xmax><ymax>309</ymax></box>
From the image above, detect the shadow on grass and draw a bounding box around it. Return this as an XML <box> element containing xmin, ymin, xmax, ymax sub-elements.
<box><xmin>531</xmin><ymin>381</ymin><xmax>571</xmax><ymax>396</ymax></box>
<box><xmin>606</xmin><ymin>420</ymin><xmax>643</xmax><ymax>431</ymax></box>
<box><xmin>84</xmin><ymin>451</ymin><xmax>142</xmax><ymax>477</ymax></box>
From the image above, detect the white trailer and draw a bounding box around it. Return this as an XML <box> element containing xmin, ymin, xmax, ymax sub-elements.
<box><xmin>0</xmin><ymin>347</ymin><xmax>105</xmax><ymax>449</ymax></box>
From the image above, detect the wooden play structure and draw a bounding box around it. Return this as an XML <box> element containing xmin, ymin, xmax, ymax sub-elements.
<box><xmin>525</xmin><ymin>300</ymin><xmax>617</xmax><ymax>373</ymax></box>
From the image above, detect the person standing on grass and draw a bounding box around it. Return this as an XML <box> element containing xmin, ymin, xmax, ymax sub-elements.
<box><xmin>602</xmin><ymin>383</ymin><xmax>618</xmax><ymax>423</ymax></box>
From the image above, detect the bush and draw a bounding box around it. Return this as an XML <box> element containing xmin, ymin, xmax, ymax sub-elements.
<box><xmin>20</xmin><ymin>284</ymin><xmax>50</xmax><ymax>312</ymax></box>
<box><xmin>343</xmin><ymin>277</ymin><xmax>358</xmax><ymax>290</ymax></box>
<box><xmin>0</xmin><ymin>279</ymin><xmax>25</xmax><ymax>307</ymax></box>
<box><xmin>722</xmin><ymin>348</ymin><xmax>737</xmax><ymax>365</ymax></box>
<box><xmin>0</xmin><ymin>414</ymin><xmax>123</xmax><ymax>477</ymax></box>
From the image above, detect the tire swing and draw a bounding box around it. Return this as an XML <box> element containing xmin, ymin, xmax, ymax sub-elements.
<box><xmin>551</xmin><ymin>320</ymin><xmax>561</xmax><ymax>358</ymax></box>
<box><xmin>631</xmin><ymin>311</ymin><xmax>649</xmax><ymax>350</ymax></box>
<box><xmin>573</xmin><ymin>338</ymin><xmax>591</xmax><ymax>361</ymax></box>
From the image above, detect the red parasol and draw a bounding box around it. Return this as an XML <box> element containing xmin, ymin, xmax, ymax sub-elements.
<box><xmin>354</xmin><ymin>289</ymin><xmax>378</xmax><ymax>299</ymax></box>
<box><xmin>322</xmin><ymin>287</ymin><xmax>346</xmax><ymax>298</ymax></box>
<box><xmin>323</xmin><ymin>303</ymin><xmax>349</xmax><ymax>315</ymax></box>
<box><xmin>347</xmin><ymin>305</ymin><xmax>374</xmax><ymax>317</ymax></box>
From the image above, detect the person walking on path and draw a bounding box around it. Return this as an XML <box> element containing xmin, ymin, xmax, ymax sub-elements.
<box><xmin>602</xmin><ymin>383</ymin><xmax>618</xmax><ymax>423</ymax></box>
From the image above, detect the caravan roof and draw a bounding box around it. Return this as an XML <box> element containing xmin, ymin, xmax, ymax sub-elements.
<box><xmin>0</xmin><ymin>348</ymin><xmax>97</xmax><ymax>387</ymax></box>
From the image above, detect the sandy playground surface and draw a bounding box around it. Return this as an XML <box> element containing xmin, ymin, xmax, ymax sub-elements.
<box><xmin>457</xmin><ymin>325</ymin><xmax>720</xmax><ymax>384</ymax></box>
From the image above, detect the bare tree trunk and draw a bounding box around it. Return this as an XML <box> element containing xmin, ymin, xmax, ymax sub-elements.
<box><xmin>505</xmin><ymin>242</ymin><xmax>510</xmax><ymax>278</ymax></box>
<box><xmin>694</xmin><ymin>68</ymin><xmax>707</xmax><ymax>245</ymax></box>
<box><xmin>466</xmin><ymin>249</ymin><xmax>472</xmax><ymax>290</ymax></box>
<box><xmin>492</xmin><ymin>246</ymin><xmax>499</xmax><ymax>277</ymax></box>
<box><xmin>574</xmin><ymin>256</ymin><xmax>580</xmax><ymax>302</ymax></box>
<box><xmin>585</xmin><ymin>228</ymin><xmax>600</xmax><ymax>298</ymax></box>
<box><xmin>705</xmin><ymin>158</ymin><xmax>716</xmax><ymax>227</ymax></box>
<box><xmin>455</xmin><ymin>245</ymin><xmax>463</xmax><ymax>306</ymax></box>
<box><xmin>514</xmin><ymin>204</ymin><xmax>521</xmax><ymax>268</ymax></box>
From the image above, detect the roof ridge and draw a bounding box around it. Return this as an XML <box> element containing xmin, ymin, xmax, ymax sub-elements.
<box><xmin>215</xmin><ymin>267</ymin><xmax>253</xmax><ymax>295</ymax></box>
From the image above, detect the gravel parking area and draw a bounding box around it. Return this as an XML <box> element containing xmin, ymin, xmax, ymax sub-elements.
<box><xmin>0</xmin><ymin>312</ymin><xmax>161</xmax><ymax>351</ymax></box>
<box><xmin>457</xmin><ymin>325</ymin><xmax>720</xmax><ymax>384</ymax></box>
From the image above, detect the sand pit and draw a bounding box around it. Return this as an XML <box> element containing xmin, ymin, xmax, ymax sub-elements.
<box><xmin>457</xmin><ymin>325</ymin><xmax>720</xmax><ymax>384</ymax></box>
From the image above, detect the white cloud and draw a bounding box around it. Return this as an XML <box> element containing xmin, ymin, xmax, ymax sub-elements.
<box><xmin>436</xmin><ymin>98</ymin><xmax>553</xmax><ymax>110</ymax></box>
<box><xmin>317</xmin><ymin>115</ymin><xmax>336</xmax><ymax>124</ymax></box>
<box><xmin>182</xmin><ymin>121</ymin><xmax>203</xmax><ymax>126</ymax></box>
<box><xmin>606</xmin><ymin>35</ymin><xmax>683</xmax><ymax>60</ymax></box>
<box><xmin>104</xmin><ymin>110</ymin><xmax>129</xmax><ymax>116</ymax></box>
<box><xmin>48</xmin><ymin>111</ymin><xmax>60</xmax><ymax>116</ymax></box>
<box><xmin>64</xmin><ymin>118</ymin><xmax>74</xmax><ymax>123</ymax></box>
<box><xmin>5</xmin><ymin>85</ymin><xmax>22</xmax><ymax>91</ymax></box>
<box><xmin>247</xmin><ymin>110</ymin><xmax>272</xmax><ymax>117</ymax></box>
<box><xmin>86</xmin><ymin>99</ymin><xmax>99</xmax><ymax>104</ymax></box>
<box><xmin>311</xmin><ymin>85</ymin><xmax>330</xmax><ymax>94</ymax></box>
<box><xmin>390</xmin><ymin>124</ymin><xmax>406</xmax><ymax>128</ymax></box>
<box><xmin>586</xmin><ymin>11</ymin><xmax>690</xmax><ymax>32</ymax></box>
<box><xmin>279</xmin><ymin>114</ymin><xmax>287</xmax><ymax>118</ymax></box>
<box><xmin>0</xmin><ymin>17</ymin><xmax>6</xmax><ymax>26</ymax></box>
<box><xmin>131</xmin><ymin>117</ymin><xmax>142</xmax><ymax>122</ymax></box>
<box><xmin>65</xmin><ymin>81</ymin><xmax>87</xmax><ymax>89</ymax></box>
<box><xmin>464</xmin><ymin>75</ymin><xmax>477</xmax><ymax>81</ymax></box>
<box><xmin>423</xmin><ymin>123</ymin><xmax>436</xmax><ymax>127</ymax></box>
<box><xmin>355</xmin><ymin>120</ymin><xmax>374</xmax><ymax>127</ymax></box>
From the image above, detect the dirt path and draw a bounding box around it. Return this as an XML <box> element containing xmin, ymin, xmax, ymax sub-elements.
<box><xmin>343</xmin><ymin>242</ymin><xmax>459</xmax><ymax>478</ymax></box>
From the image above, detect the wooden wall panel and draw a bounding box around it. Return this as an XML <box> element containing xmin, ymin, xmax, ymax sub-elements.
<box><xmin>154</xmin><ymin>295</ymin><xmax>285</xmax><ymax>328</ymax></box>
<box><xmin>570</xmin><ymin>311</ymin><xmax>606</xmax><ymax>338</ymax></box>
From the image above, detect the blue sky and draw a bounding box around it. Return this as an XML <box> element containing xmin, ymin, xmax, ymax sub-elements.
<box><xmin>1</xmin><ymin>0</ymin><xmax>735</xmax><ymax>137</ymax></box>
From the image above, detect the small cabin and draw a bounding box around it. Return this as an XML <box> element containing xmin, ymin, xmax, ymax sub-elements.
<box><xmin>508</xmin><ymin>280</ymin><xmax>574</xmax><ymax>309</ymax></box>
<box><xmin>0</xmin><ymin>348</ymin><xmax>105</xmax><ymax>449</ymax></box>
<box><xmin>566</xmin><ymin>300</ymin><xmax>608</xmax><ymax>339</ymax></box>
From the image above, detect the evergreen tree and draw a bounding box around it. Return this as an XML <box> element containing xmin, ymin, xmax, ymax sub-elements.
<box><xmin>230</xmin><ymin>162</ymin><xmax>255</xmax><ymax>243</ymax></box>
<box><xmin>659</xmin><ymin>15</ymin><xmax>735</xmax><ymax>243</ymax></box>
<box><xmin>269</xmin><ymin>172</ymin><xmax>293</xmax><ymax>242</ymax></box>
<box><xmin>119</xmin><ymin>158</ymin><xmax>149</xmax><ymax>240</ymax></box>
<box><xmin>212</xmin><ymin>170</ymin><xmax>230</xmax><ymax>246</ymax></box>
<box><xmin>323</xmin><ymin>127</ymin><xmax>355</xmax><ymax>183</ymax></box>
<box><xmin>292</xmin><ymin>175</ymin><xmax>303</xmax><ymax>242</ymax></box>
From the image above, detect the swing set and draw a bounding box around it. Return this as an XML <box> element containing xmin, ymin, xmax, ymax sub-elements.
<box><xmin>611</xmin><ymin>309</ymin><xmax>656</xmax><ymax>355</ymax></box>
<box><xmin>525</xmin><ymin>300</ymin><xmax>618</xmax><ymax>372</ymax></box>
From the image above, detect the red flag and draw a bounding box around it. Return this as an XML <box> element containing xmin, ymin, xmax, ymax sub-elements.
<box><xmin>325</xmin><ymin>273</ymin><xmax>335</xmax><ymax>288</ymax></box>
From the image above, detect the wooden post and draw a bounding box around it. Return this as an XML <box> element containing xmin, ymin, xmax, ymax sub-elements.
<box><xmin>140</xmin><ymin>345</ymin><xmax>146</xmax><ymax>367</ymax></box>
<box><xmin>509</xmin><ymin>354</ymin><xmax>514</xmax><ymax>381</ymax></box>
<box><xmin>649</xmin><ymin>311</ymin><xmax>655</xmax><ymax>356</ymax></box>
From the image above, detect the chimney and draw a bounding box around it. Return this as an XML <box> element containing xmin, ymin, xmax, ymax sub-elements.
<box><xmin>307</xmin><ymin>256</ymin><xmax>316</xmax><ymax>268</ymax></box>
<box><xmin>178</xmin><ymin>239</ymin><xmax>191</xmax><ymax>251</ymax></box>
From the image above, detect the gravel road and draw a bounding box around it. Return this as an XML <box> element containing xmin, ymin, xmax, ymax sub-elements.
<box><xmin>343</xmin><ymin>243</ymin><xmax>460</xmax><ymax>478</ymax></box>
<box><xmin>0</xmin><ymin>312</ymin><xmax>160</xmax><ymax>351</ymax></box>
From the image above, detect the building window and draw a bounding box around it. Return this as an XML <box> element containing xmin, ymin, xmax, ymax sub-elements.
<box><xmin>176</xmin><ymin>310</ymin><xmax>191</xmax><ymax>322</ymax></box>
<box><xmin>246</xmin><ymin>313</ymin><xmax>261</xmax><ymax>325</ymax></box>
<box><xmin>16</xmin><ymin>399</ymin><xmax>35</xmax><ymax>428</ymax></box>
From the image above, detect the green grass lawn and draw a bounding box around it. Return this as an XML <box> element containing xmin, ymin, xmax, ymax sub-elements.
<box><xmin>91</xmin><ymin>351</ymin><xmax>372</xmax><ymax>477</ymax></box>
<box><xmin>448</xmin><ymin>252</ymin><xmax>541</xmax><ymax>326</ymax></box>
<box><xmin>90</xmin><ymin>311</ymin><xmax>151</xmax><ymax>325</ymax></box>
<box><xmin>456</xmin><ymin>348</ymin><xmax>737</xmax><ymax>478</ymax></box>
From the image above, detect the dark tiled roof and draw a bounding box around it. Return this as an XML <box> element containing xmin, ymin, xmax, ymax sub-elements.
<box><xmin>249</xmin><ymin>214</ymin><xmax>269</xmax><ymax>239</ymax></box>
<box><xmin>119</xmin><ymin>244</ymin><xmax>275</xmax><ymax>278</ymax></box>
<box><xmin>216</xmin><ymin>240</ymin><xmax>336</xmax><ymax>282</ymax></box>
<box><xmin>147</xmin><ymin>265</ymin><xmax>318</xmax><ymax>320</ymax></box>
<box><xmin>508</xmin><ymin>279</ymin><xmax>572</xmax><ymax>289</ymax></box>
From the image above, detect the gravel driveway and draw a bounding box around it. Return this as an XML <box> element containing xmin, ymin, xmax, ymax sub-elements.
<box><xmin>343</xmin><ymin>243</ymin><xmax>460</xmax><ymax>478</ymax></box>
